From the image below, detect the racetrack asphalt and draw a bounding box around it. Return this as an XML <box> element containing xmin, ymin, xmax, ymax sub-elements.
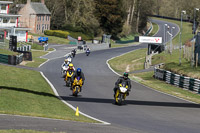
<box><xmin>1</xmin><ymin>19</ymin><xmax>200</xmax><ymax>133</ymax></box>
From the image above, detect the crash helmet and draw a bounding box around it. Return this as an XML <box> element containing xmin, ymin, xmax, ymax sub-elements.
<box><xmin>69</xmin><ymin>63</ymin><xmax>74</xmax><ymax>69</ymax></box>
<box><xmin>65</xmin><ymin>59</ymin><xmax>68</xmax><ymax>64</ymax></box>
<box><xmin>123</xmin><ymin>72</ymin><xmax>129</xmax><ymax>79</ymax></box>
<box><xmin>77</xmin><ymin>68</ymin><xmax>81</xmax><ymax>76</ymax></box>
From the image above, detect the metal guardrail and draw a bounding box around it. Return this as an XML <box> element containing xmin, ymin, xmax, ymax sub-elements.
<box><xmin>154</xmin><ymin>67</ymin><xmax>200</xmax><ymax>93</ymax></box>
<box><xmin>0</xmin><ymin>54</ymin><xmax>9</xmax><ymax>64</ymax></box>
<box><xmin>0</xmin><ymin>53</ymin><xmax>24</xmax><ymax>65</ymax></box>
<box><xmin>16</xmin><ymin>53</ymin><xmax>23</xmax><ymax>64</ymax></box>
<box><xmin>144</xmin><ymin>22</ymin><xmax>153</xmax><ymax>36</ymax></box>
<box><xmin>17</xmin><ymin>45</ymin><xmax>31</xmax><ymax>51</ymax></box>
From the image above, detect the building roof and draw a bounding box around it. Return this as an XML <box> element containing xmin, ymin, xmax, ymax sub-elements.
<box><xmin>30</xmin><ymin>2</ymin><xmax>51</xmax><ymax>15</ymax></box>
<box><xmin>0</xmin><ymin>1</ymin><xmax>13</xmax><ymax>4</ymax></box>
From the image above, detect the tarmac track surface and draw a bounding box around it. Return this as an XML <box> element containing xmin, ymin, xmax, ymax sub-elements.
<box><xmin>39</xmin><ymin>19</ymin><xmax>200</xmax><ymax>133</ymax></box>
<box><xmin>1</xmin><ymin>20</ymin><xmax>200</xmax><ymax>133</ymax></box>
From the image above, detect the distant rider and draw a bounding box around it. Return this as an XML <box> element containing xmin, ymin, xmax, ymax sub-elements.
<box><xmin>62</xmin><ymin>59</ymin><xmax>70</xmax><ymax>67</ymax></box>
<box><xmin>113</xmin><ymin>72</ymin><xmax>131</xmax><ymax>97</ymax></box>
<box><xmin>71</xmin><ymin>48</ymin><xmax>76</xmax><ymax>57</ymax></box>
<box><xmin>86</xmin><ymin>47</ymin><xmax>90</xmax><ymax>51</ymax></box>
<box><xmin>72</xmin><ymin>48</ymin><xmax>76</xmax><ymax>54</ymax></box>
<box><xmin>66</xmin><ymin>54</ymin><xmax>73</xmax><ymax>59</ymax></box>
<box><xmin>71</xmin><ymin>68</ymin><xmax>85</xmax><ymax>91</ymax></box>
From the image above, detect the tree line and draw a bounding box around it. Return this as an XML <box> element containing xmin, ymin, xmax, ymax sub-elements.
<box><xmin>6</xmin><ymin>0</ymin><xmax>200</xmax><ymax>38</ymax></box>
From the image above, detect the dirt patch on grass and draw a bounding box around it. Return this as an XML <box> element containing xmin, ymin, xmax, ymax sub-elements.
<box><xmin>20</xmin><ymin>60</ymin><xmax>35</xmax><ymax>66</ymax></box>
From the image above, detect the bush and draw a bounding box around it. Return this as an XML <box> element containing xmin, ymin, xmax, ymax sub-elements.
<box><xmin>69</xmin><ymin>31</ymin><xmax>93</xmax><ymax>40</ymax></box>
<box><xmin>44</xmin><ymin>30</ymin><xmax>93</xmax><ymax>40</ymax></box>
<box><xmin>44</xmin><ymin>30</ymin><xmax>70</xmax><ymax>38</ymax></box>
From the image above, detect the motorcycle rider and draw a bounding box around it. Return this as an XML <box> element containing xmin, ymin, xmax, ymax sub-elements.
<box><xmin>86</xmin><ymin>47</ymin><xmax>90</xmax><ymax>51</ymax></box>
<box><xmin>66</xmin><ymin>63</ymin><xmax>75</xmax><ymax>72</ymax></box>
<box><xmin>66</xmin><ymin>54</ymin><xmax>73</xmax><ymax>59</ymax></box>
<box><xmin>65</xmin><ymin>63</ymin><xmax>76</xmax><ymax>86</ymax></box>
<box><xmin>86</xmin><ymin>47</ymin><xmax>90</xmax><ymax>56</ymax></box>
<box><xmin>71</xmin><ymin>68</ymin><xmax>85</xmax><ymax>91</ymax></box>
<box><xmin>62</xmin><ymin>59</ymin><xmax>70</xmax><ymax>67</ymax></box>
<box><xmin>113</xmin><ymin>72</ymin><xmax>131</xmax><ymax>97</ymax></box>
<box><xmin>71</xmin><ymin>48</ymin><xmax>76</xmax><ymax>57</ymax></box>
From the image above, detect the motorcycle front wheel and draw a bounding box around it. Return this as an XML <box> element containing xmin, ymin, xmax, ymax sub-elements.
<box><xmin>72</xmin><ymin>86</ymin><xmax>80</xmax><ymax>96</ymax></box>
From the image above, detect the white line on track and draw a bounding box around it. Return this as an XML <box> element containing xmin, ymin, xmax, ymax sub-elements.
<box><xmin>38</xmin><ymin>48</ymin><xmax>56</xmax><ymax>68</ymax></box>
<box><xmin>40</xmin><ymin>72</ymin><xmax>111</xmax><ymax>125</ymax></box>
<box><xmin>37</xmin><ymin>47</ymin><xmax>111</xmax><ymax>124</ymax></box>
<box><xmin>106</xmin><ymin>19</ymin><xmax>198</xmax><ymax>104</ymax></box>
<box><xmin>106</xmin><ymin>47</ymin><xmax>198</xmax><ymax>105</ymax></box>
<box><xmin>1</xmin><ymin>45</ymin><xmax>111</xmax><ymax>125</ymax></box>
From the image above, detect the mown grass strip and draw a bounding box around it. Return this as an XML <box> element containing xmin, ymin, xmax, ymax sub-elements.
<box><xmin>131</xmin><ymin>71</ymin><xmax>200</xmax><ymax>104</ymax></box>
<box><xmin>0</xmin><ymin>65</ymin><xmax>97</xmax><ymax>123</ymax></box>
<box><xmin>23</xmin><ymin>50</ymin><xmax>48</xmax><ymax>68</ymax></box>
<box><xmin>149</xmin><ymin>22</ymin><xmax>159</xmax><ymax>36</ymax></box>
<box><xmin>0</xmin><ymin>49</ymin><xmax>18</xmax><ymax>55</ymax></box>
<box><xmin>151</xmin><ymin>17</ymin><xmax>200</xmax><ymax>79</ymax></box>
<box><xmin>108</xmin><ymin>48</ymin><xmax>147</xmax><ymax>73</ymax></box>
<box><xmin>29</xmin><ymin>33</ymin><xmax>70</xmax><ymax>45</ymax></box>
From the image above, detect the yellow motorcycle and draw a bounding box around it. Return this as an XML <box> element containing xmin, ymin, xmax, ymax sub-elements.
<box><xmin>65</xmin><ymin>70</ymin><xmax>74</xmax><ymax>87</ymax></box>
<box><xmin>115</xmin><ymin>82</ymin><xmax>128</xmax><ymax>105</ymax></box>
<box><xmin>72</xmin><ymin>77</ymin><xmax>83</xmax><ymax>96</ymax></box>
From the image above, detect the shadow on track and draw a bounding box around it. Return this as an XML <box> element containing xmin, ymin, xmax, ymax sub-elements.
<box><xmin>1</xmin><ymin>86</ymin><xmax>199</xmax><ymax>109</ymax></box>
<box><xmin>61</xmin><ymin>96</ymin><xmax>200</xmax><ymax>108</ymax></box>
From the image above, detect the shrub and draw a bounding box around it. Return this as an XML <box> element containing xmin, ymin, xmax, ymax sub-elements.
<box><xmin>44</xmin><ymin>30</ymin><xmax>93</xmax><ymax>40</ymax></box>
<box><xmin>69</xmin><ymin>31</ymin><xmax>93</xmax><ymax>40</ymax></box>
<box><xmin>44</xmin><ymin>30</ymin><xmax>70</xmax><ymax>38</ymax></box>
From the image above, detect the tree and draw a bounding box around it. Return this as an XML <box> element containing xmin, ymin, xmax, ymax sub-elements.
<box><xmin>95</xmin><ymin>0</ymin><xmax>126</xmax><ymax>38</ymax></box>
<box><xmin>63</xmin><ymin>0</ymin><xmax>99</xmax><ymax>35</ymax></box>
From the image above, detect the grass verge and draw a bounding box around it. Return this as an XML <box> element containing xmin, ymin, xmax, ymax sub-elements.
<box><xmin>0</xmin><ymin>65</ymin><xmax>97</xmax><ymax>123</ymax></box>
<box><xmin>149</xmin><ymin>22</ymin><xmax>159</xmax><ymax>36</ymax></box>
<box><xmin>108</xmin><ymin>48</ymin><xmax>147</xmax><ymax>73</ymax></box>
<box><xmin>108</xmin><ymin>17</ymin><xmax>200</xmax><ymax>103</ymax></box>
<box><xmin>0</xmin><ymin>49</ymin><xmax>18</xmax><ymax>55</ymax></box>
<box><xmin>21</xmin><ymin>50</ymin><xmax>48</xmax><ymax>68</ymax></box>
<box><xmin>151</xmin><ymin>17</ymin><xmax>200</xmax><ymax>79</ymax></box>
<box><xmin>29</xmin><ymin>33</ymin><xmax>70</xmax><ymax>45</ymax></box>
<box><xmin>131</xmin><ymin>71</ymin><xmax>200</xmax><ymax>103</ymax></box>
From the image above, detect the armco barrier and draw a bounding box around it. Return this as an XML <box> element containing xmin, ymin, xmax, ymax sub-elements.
<box><xmin>16</xmin><ymin>53</ymin><xmax>23</xmax><ymax>64</ymax></box>
<box><xmin>17</xmin><ymin>45</ymin><xmax>31</xmax><ymax>51</ymax></box>
<box><xmin>0</xmin><ymin>54</ymin><xmax>9</xmax><ymax>64</ymax></box>
<box><xmin>0</xmin><ymin>53</ymin><xmax>24</xmax><ymax>65</ymax></box>
<box><xmin>154</xmin><ymin>67</ymin><xmax>200</xmax><ymax>94</ymax></box>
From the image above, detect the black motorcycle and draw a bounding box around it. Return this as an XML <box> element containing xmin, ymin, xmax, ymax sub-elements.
<box><xmin>86</xmin><ymin>49</ymin><xmax>90</xmax><ymax>56</ymax></box>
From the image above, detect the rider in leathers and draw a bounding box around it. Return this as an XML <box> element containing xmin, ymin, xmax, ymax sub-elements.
<box><xmin>113</xmin><ymin>72</ymin><xmax>131</xmax><ymax>97</ymax></box>
<box><xmin>71</xmin><ymin>68</ymin><xmax>85</xmax><ymax>91</ymax></box>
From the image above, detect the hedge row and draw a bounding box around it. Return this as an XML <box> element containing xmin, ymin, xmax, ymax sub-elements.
<box><xmin>44</xmin><ymin>30</ymin><xmax>93</xmax><ymax>40</ymax></box>
<box><xmin>44</xmin><ymin>30</ymin><xmax>70</xmax><ymax>38</ymax></box>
